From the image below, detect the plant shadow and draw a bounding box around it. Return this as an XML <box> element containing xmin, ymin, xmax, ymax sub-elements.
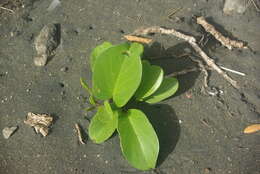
<box><xmin>133</xmin><ymin>102</ymin><xmax>180</xmax><ymax>167</ymax></box>
<box><xmin>143</xmin><ymin>42</ymin><xmax>200</xmax><ymax>96</ymax></box>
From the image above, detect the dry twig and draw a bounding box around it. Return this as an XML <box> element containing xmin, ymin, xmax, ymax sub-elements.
<box><xmin>197</xmin><ymin>17</ymin><xmax>247</xmax><ymax>50</ymax></box>
<box><xmin>219</xmin><ymin>66</ymin><xmax>246</xmax><ymax>76</ymax></box>
<box><xmin>132</xmin><ymin>26</ymin><xmax>239</xmax><ymax>89</ymax></box>
<box><xmin>0</xmin><ymin>6</ymin><xmax>14</xmax><ymax>13</ymax></box>
<box><xmin>124</xmin><ymin>35</ymin><xmax>152</xmax><ymax>44</ymax></box>
<box><xmin>75</xmin><ymin>123</ymin><xmax>85</xmax><ymax>144</ymax></box>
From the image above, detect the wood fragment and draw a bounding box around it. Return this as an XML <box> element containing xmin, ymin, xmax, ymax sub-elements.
<box><xmin>196</xmin><ymin>16</ymin><xmax>247</xmax><ymax>50</ymax></box>
<box><xmin>133</xmin><ymin>26</ymin><xmax>239</xmax><ymax>89</ymax></box>
<box><xmin>133</xmin><ymin>26</ymin><xmax>196</xmax><ymax>43</ymax></box>
<box><xmin>75</xmin><ymin>123</ymin><xmax>85</xmax><ymax>144</ymax></box>
<box><xmin>244</xmin><ymin>124</ymin><xmax>260</xmax><ymax>134</ymax></box>
<box><xmin>123</xmin><ymin>35</ymin><xmax>152</xmax><ymax>44</ymax></box>
<box><xmin>24</xmin><ymin>112</ymin><xmax>53</xmax><ymax>137</ymax></box>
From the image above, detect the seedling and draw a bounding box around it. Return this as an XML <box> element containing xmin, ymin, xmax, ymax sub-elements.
<box><xmin>81</xmin><ymin>42</ymin><xmax>179</xmax><ymax>170</ymax></box>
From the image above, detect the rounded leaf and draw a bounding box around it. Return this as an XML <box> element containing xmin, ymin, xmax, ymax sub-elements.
<box><xmin>117</xmin><ymin>109</ymin><xmax>159</xmax><ymax>170</ymax></box>
<box><xmin>88</xmin><ymin>101</ymin><xmax>118</xmax><ymax>143</ymax></box>
<box><xmin>144</xmin><ymin>77</ymin><xmax>179</xmax><ymax>104</ymax></box>
<box><xmin>135</xmin><ymin>60</ymin><xmax>164</xmax><ymax>100</ymax></box>
<box><xmin>92</xmin><ymin>43</ymin><xmax>130</xmax><ymax>100</ymax></box>
<box><xmin>92</xmin><ymin>42</ymin><xmax>143</xmax><ymax>107</ymax></box>
<box><xmin>113</xmin><ymin>43</ymin><xmax>143</xmax><ymax>107</ymax></box>
<box><xmin>90</xmin><ymin>42</ymin><xmax>113</xmax><ymax>71</ymax></box>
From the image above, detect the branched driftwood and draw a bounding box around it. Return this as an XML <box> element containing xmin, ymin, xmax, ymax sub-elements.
<box><xmin>132</xmin><ymin>26</ymin><xmax>239</xmax><ymax>89</ymax></box>
<box><xmin>189</xmin><ymin>56</ymin><xmax>209</xmax><ymax>89</ymax></box>
<box><xmin>197</xmin><ymin>17</ymin><xmax>247</xmax><ymax>50</ymax></box>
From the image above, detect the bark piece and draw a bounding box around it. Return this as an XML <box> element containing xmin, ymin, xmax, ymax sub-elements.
<box><xmin>24</xmin><ymin>112</ymin><xmax>53</xmax><ymax>137</ymax></box>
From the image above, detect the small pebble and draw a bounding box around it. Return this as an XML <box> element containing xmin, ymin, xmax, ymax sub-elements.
<box><xmin>227</xmin><ymin>157</ymin><xmax>232</xmax><ymax>161</ymax></box>
<box><xmin>204</xmin><ymin>168</ymin><xmax>212</xmax><ymax>174</ymax></box>
<box><xmin>2</xmin><ymin>126</ymin><xmax>18</xmax><ymax>139</ymax></box>
<box><xmin>60</xmin><ymin>67</ymin><xmax>68</xmax><ymax>72</ymax></box>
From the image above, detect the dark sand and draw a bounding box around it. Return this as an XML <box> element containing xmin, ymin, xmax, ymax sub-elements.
<box><xmin>0</xmin><ymin>0</ymin><xmax>259</xmax><ymax>173</ymax></box>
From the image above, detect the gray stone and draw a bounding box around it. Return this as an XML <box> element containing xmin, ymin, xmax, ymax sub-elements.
<box><xmin>223</xmin><ymin>0</ymin><xmax>247</xmax><ymax>15</ymax></box>
<box><xmin>34</xmin><ymin>24</ymin><xmax>60</xmax><ymax>66</ymax></box>
<box><xmin>2</xmin><ymin>126</ymin><xmax>18</xmax><ymax>139</ymax></box>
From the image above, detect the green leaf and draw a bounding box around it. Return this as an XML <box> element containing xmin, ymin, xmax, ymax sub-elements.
<box><xmin>104</xmin><ymin>100</ymin><xmax>113</xmax><ymax>116</ymax></box>
<box><xmin>92</xmin><ymin>43</ymin><xmax>130</xmax><ymax>100</ymax></box>
<box><xmin>135</xmin><ymin>60</ymin><xmax>164</xmax><ymax>100</ymax></box>
<box><xmin>88</xmin><ymin>101</ymin><xmax>118</xmax><ymax>143</ymax></box>
<box><xmin>144</xmin><ymin>77</ymin><xmax>179</xmax><ymax>104</ymax></box>
<box><xmin>80</xmin><ymin>77</ymin><xmax>92</xmax><ymax>95</ymax></box>
<box><xmin>88</xmin><ymin>95</ymin><xmax>96</xmax><ymax>106</ymax></box>
<box><xmin>117</xmin><ymin>109</ymin><xmax>159</xmax><ymax>170</ymax></box>
<box><xmin>113</xmin><ymin>43</ymin><xmax>143</xmax><ymax>107</ymax></box>
<box><xmin>92</xmin><ymin>43</ymin><xmax>143</xmax><ymax>107</ymax></box>
<box><xmin>90</xmin><ymin>42</ymin><xmax>113</xmax><ymax>71</ymax></box>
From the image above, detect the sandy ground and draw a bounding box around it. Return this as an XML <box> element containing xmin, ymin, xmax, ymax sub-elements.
<box><xmin>0</xmin><ymin>0</ymin><xmax>260</xmax><ymax>173</ymax></box>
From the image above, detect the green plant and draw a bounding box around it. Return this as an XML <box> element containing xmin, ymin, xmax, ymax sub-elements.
<box><xmin>81</xmin><ymin>42</ymin><xmax>179</xmax><ymax>170</ymax></box>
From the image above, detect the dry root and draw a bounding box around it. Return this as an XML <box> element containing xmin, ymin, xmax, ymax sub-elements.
<box><xmin>189</xmin><ymin>56</ymin><xmax>209</xmax><ymax>90</ymax></box>
<box><xmin>132</xmin><ymin>26</ymin><xmax>239</xmax><ymax>89</ymax></box>
<box><xmin>196</xmin><ymin>16</ymin><xmax>247</xmax><ymax>50</ymax></box>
